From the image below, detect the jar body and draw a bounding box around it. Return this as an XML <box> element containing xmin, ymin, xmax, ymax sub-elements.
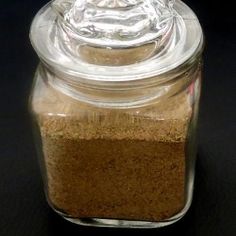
<box><xmin>30</xmin><ymin>59</ymin><xmax>202</xmax><ymax>228</ymax></box>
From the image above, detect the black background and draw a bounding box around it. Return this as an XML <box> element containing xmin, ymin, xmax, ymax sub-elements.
<box><xmin>1</xmin><ymin>0</ymin><xmax>236</xmax><ymax>235</ymax></box>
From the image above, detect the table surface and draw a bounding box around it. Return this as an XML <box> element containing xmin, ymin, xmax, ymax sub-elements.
<box><xmin>1</xmin><ymin>1</ymin><xmax>236</xmax><ymax>235</ymax></box>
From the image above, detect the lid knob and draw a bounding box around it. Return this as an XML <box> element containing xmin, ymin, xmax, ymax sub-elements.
<box><xmin>51</xmin><ymin>0</ymin><xmax>175</xmax><ymax>65</ymax></box>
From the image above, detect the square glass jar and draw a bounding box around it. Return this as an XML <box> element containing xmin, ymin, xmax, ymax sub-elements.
<box><xmin>30</xmin><ymin>0</ymin><xmax>203</xmax><ymax>228</ymax></box>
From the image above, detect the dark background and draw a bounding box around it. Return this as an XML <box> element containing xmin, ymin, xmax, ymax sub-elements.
<box><xmin>1</xmin><ymin>0</ymin><xmax>236</xmax><ymax>235</ymax></box>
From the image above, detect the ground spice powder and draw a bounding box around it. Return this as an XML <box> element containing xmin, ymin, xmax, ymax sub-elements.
<box><xmin>34</xmin><ymin>83</ymin><xmax>192</xmax><ymax>222</ymax></box>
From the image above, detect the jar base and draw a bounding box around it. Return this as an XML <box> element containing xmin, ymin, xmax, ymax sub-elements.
<box><xmin>52</xmin><ymin>197</ymin><xmax>192</xmax><ymax>228</ymax></box>
<box><xmin>63</xmin><ymin>216</ymin><xmax>181</xmax><ymax>228</ymax></box>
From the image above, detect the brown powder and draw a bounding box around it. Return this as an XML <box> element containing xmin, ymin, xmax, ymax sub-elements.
<box><xmin>33</xmin><ymin>78</ymin><xmax>192</xmax><ymax>221</ymax></box>
<box><xmin>44</xmin><ymin>138</ymin><xmax>185</xmax><ymax>221</ymax></box>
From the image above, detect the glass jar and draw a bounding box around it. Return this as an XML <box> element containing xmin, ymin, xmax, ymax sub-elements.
<box><xmin>30</xmin><ymin>0</ymin><xmax>203</xmax><ymax>228</ymax></box>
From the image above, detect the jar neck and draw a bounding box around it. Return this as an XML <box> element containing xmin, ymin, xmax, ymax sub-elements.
<box><xmin>41</xmin><ymin>57</ymin><xmax>201</xmax><ymax>108</ymax></box>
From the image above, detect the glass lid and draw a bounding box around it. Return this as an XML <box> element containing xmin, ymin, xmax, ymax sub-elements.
<box><xmin>30</xmin><ymin>0</ymin><xmax>203</xmax><ymax>81</ymax></box>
